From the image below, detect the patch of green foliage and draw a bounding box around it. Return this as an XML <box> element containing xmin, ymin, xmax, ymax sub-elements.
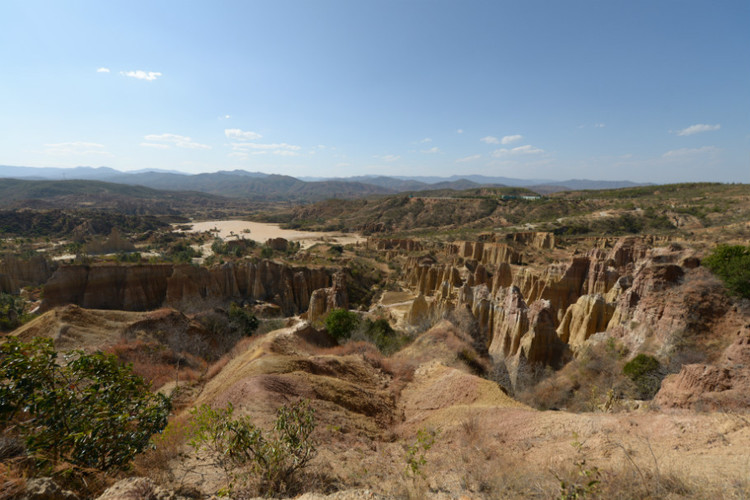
<box><xmin>404</xmin><ymin>428</ymin><xmax>436</xmax><ymax>478</ymax></box>
<box><xmin>166</xmin><ymin>241</ymin><xmax>202</xmax><ymax>263</ymax></box>
<box><xmin>360</xmin><ymin>318</ymin><xmax>410</xmax><ymax>355</ymax></box>
<box><xmin>703</xmin><ymin>244</ymin><xmax>750</xmax><ymax>299</ymax></box>
<box><xmin>228</xmin><ymin>302</ymin><xmax>259</xmax><ymax>336</ymax></box>
<box><xmin>0</xmin><ymin>337</ymin><xmax>171</xmax><ymax>470</ymax></box>
<box><xmin>324</xmin><ymin>308</ymin><xmax>360</xmax><ymax>341</ymax></box>
<box><xmin>212</xmin><ymin>238</ymin><xmax>256</xmax><ymax>258</ymax></box>
<box><xmin>623</xmin><ymin>354</ymin><xmax>662</xmax><ymax>399</ymax></box>
<box><xmin>0</xmin><ymin>293</ymin><xmax>34</xmax><ymax>331</ymax></box>
<box><xmin>188</xmin><ymin>400</ymin><xmax>316</xmax><ymax>497</ymax></box>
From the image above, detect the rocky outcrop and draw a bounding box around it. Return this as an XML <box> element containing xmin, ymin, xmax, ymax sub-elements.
<box><xmin>265</xmin><ymin>237</ymin><xmax>289</xmax><ymax>251</ymax></box>
<box><xmin>0</xmin><ymin>254</ymin><xmax>56</xmax><ymax>293</ymax></box>
<box><xmin>368</xmin><ymin>238</ymin><xmax>423</xmax><ymax>252</ymax></box>
<box><xmin>41</xmin><ymin>261</ymin><xmax>335</xmax><ymax>315</ymax></box>
<box><xmin>504</xmin><ymin>231</ymin><xmax>555</xmax><ymax>249</ymax></box>
<box><xmin>84</xmin><ymin>228</ymin><xmax>135</xmax><ymax>255</ymax></box>
<box><xmin>307</xmin><ymin>271</ymin><xmax>349</xmax><ymax>323</ymax></box>
<box><xmin>445</xmin><ymin>241</ymin><xmax>522</xmax><ymax>266</ymax></box>
<box><xmin>556</xmin><ymin>294</ymin><xmax>616</xmax><ymax>350</ymax></box>
<box><xmin>655</xmin><ymin>326</ymin><xmax>750</xmax><ymax>410</ymax></box>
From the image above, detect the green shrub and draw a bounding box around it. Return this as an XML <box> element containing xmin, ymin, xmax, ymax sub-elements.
<box><xmin>623</xmin><ymin>354</ymin><xmax>662</xmax><ymax>399</ymax></box>
<box><xmin>324</xmin><ymin>309</ymin><xmax>360</xmax><ymax>341</ymax></box>
<box><xmin>0</xmin><ymin>337</ymin><xmax>171</xmax><ymax>470</ymax></box>
<box><xmin>188</xmin><ymin>400</ymin><xmax>316</xmax><ymax>497</ymax></box>
<box><xmin>703</xmin><ymin>244</ymin><xmax>750</xmax><ymax>299</ymax></box>
<box><xmin>0</xmin><ymin>293</ymin><xmax>31</xmax><ymax>331</ymax></box>
<box><xmin>360</xmin><ymin>318</ymin><xmax>410</xmax><ymax>355</ymax></box>
<box><xmin>229</xmin><ymin>302</ymin><xmax>259</xmax><ymax>336</ymax></box>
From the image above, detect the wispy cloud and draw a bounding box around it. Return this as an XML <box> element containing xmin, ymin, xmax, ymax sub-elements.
<box><xmin>501</xmin><ymin>134</ymin><xmax>523</xmax><ymax>145</ymax></box>
<box><xmin>491</xmin><ymin>144</ymin><xmax>544</xmax><ymax>157</ymax></box>
<box><xmin>143</xmin><ymin>133</ymin><xmax>211</xmax><ymax>149</ymax></box>
<box><xmin>675</xmin><ymin>124</ymin><xmax>721</xmax><ymax>136</ymax></box>
<box><xmin>374</xmin><ymin>154</ymin><xmax>400</xmax><ymax>162</ymax></box>
<box><xmin>456</xmin><ymin>129</ymin><xmax>464</xmax><ymax>134</ymax></box>
<box><xmin>121</xmin><ymin>70</ymin><xmax>162</xmax><ymax>81</ymax></box>
<box><xmin>230</xmin><ymin>141</ymin><xmax>301</xmax><ymax>156</ymax></box>
<box><xmin>43</xmin><ymin>142</ymin><xmax>112</xmax><ymax>156</ymax></box>
<box><xmin>662</xmin><ymin>146</ymin><xmax>718</xmax><ymax>158</ymax></box>
<box><xmin>96</xmin><ymin>67</ymin><xmax>110</xmax><ymax>73</ymax></box>
<box><xmin>594</xmin><ymin>123</ymin><xmax>606</xmax><ymax>128</ymax></box>
<box><xmin>456</xmin><ymin>154</ymin><xmax>481</xmax><ymax>163</ymax></box>
<box><xmin>231</xmin><ymin>142</ymin><xmax>301</xmax><ymax>151</ymax></box>
<box><xmin>225</xmin><ymin>128</ymin><xmax>262</xmax><ymax>140</ymax></box>
<box><xmin>480</xmin><ymin>136</ymin><xmax>499</xmax><ymax>144</ymax></box>
<box><xmin>418</xmin><ymin>137</ymin><xmax>432</xmax><ymax>143</ymax></box>
<box><xmin>421</xmin><ymin>147</ymin><xmax>441</xmax><ymax>154</ymax></box>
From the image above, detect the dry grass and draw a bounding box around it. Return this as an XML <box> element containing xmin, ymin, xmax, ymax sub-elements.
<box><xmin>132</xmin><ymin>413</ymin><xmax>192</xmax><ymax>484</ymax></box>
<box><xmin>107</xmin><ymin>339</ymin><xmax>204</xmax><ymax>389</ymax></box>
<box><xmin>0</xmin><ymin>460</ymin><xmax>27</xmax><ymax>500</ymax></box>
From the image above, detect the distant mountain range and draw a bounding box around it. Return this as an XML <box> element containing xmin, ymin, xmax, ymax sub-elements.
<box><xmin>0</xmin><ymin>165</ymin><xmax>648</xmax><ymax>200</ymax></box>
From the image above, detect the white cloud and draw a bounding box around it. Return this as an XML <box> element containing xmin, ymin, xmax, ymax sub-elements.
<box><xmin>456</xmin><ymin>129</ymin><xmax>464</xmax><ymax>134</ymax></box>
<box><xmin>228</xmin><ymin>152</ymin><xmax>248</xmax><ymax>159</ymax></box>
<box><xmin>500</xmin><ymin>134</ymin><xmax>523</xmax><ymax>145</ymax></box>
<box><xmin>421</xmin><ymin>147</ymin><xmax>440</xmax><ymax>154</ymax></box>
<box><xmin>675</xmin><ymin>124</ymin><xmax>721</xmax><ymax>136</ymax></box>
<box><xmin>491</xmin><ymin>144</ymin><xmax>544</xmax><ymax>157</ymax></box>
<box><xmin>456</xmin><ymin>154</ymin><xmax>481</xmax><ymax>163</ymax></box>
<box><xmin>96</xmin><ymin>67</ymin><xmax>110</xmax><ymax>73</ymax></box>
<box><xmin>594</xmin><ymin>123</ymin><xmax>606</xmax><ymax>128</ymax></box>
<box><xmin>662</xmin><ymin>146</ymin><xmax>718</xmax><ymax>158</ymax></box>
<box><xmin>225</xmin><ymin>128</ymin><xmax>262</xmax><ymax>141</ymax></box>
<box><xmin>336</xmin><ymin>162</ymin><xmax>351</xmax><ymax>168</ymax></box>
<box><xmin>144</xmin><ymin>133</ymin><xmax>211</xmax><ymax>150</ymax></box>
<box><xmin>140</xmin><ymin>142</ymin><xmax>170</xmax><ymax>149</ymax></box>
<box><xmin>418</xmin><ymin>137</ymin><xmax>432</xmax><ymax>143</ymax></box>
<box><xmin>374</xmin><ymin>154</ymin><xmax>400</xmax><ymax>162</ymax></box>
<box><xmin>480</xmin><ymin>136</ymin><xmax>500</xmax><ymax>144</ymax></box>
<box><xmin>43</xmin><ymin>142</ymin><xmax>112</xmax><ymax>156</ymax></box>
<box><xmin>121</xmin><ymin>70</ymin><xmax>162</xmax><ymax>81</ymax></box>
<box><xmin>231</xmin><ymin>142</ymin><xmax>301</xmax><ymax>151</ymax></box>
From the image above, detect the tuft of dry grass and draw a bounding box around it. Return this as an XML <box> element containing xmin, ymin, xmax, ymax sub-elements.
<box><xmin>107</xmin><ymin>339</ymin><xmax>204</xmax><ymax>389</ymax></box>
<box><xmin>0</xmin><ymin>460</ymin><xmax>27</xmax><ymax>500</ymax></box>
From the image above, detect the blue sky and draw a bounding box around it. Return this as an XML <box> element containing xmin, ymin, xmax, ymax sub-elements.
<box><xmin>1</xmin><ymin>0</ymin><xmax>748</xmax><ymax>182</ymax></box>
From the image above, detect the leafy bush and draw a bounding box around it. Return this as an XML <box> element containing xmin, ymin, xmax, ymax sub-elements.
<box><xmin>359</xmin><ymin>318</ymin><xmax>410</xmax><ymax>355</ymax></box>
<box><xmin>188</xmin><ymin>400</ymin><xmax>316</xmax><ymax>497</ymax></box>
<box><xmin>623</xmin><ymin>354</ymin><xmax>662</xmax><ymax>399</ymax></box>
<box><xmin>229</xmin><ymin>302</ymin><xmax>259</xmax><ymax>336</ymax></box>
<box><xmin>324</xmin><ymin>309</ymin><xmax>360</xmax><ymax>341</ymax></box>
<box><xmin>703</xmin><ymin>244</ymin><xmax>750</xmax><ymax>299</ymax></box>
<box><xmin>0</xmin><ymin>293</ymin><xmax>30</xmax><ymax>331</ymax></box>
<box><xmin>0</xmin><ymin>337</ymin><xmax>171</xmax><ymax>470</ymax></box>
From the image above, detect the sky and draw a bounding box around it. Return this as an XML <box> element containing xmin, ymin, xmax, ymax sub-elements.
<box><xmin>1</xmin><ymin>0</ymin><xmax>748</xmax><ymax>183</ymax></box>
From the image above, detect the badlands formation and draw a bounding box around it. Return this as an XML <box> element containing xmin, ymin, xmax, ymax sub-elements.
<box><xmin>2</xmin><ymin>226</ymin><xmax>750</xmax><ymax>499</ymax></box>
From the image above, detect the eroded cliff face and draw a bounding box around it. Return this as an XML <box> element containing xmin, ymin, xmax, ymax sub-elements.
<box><xmin>0</xmin><ymin>254</ymin><xmax>56</xmax><ymax>293</ymax></box>
<box><xmin>41</xmin><ymin>260</ymin><xmax>334</xmax><ymax>315</ymax></box>
<box><xmin>396</xmin><ymin>235</ymin><xmax>710</xmax><ymax>386</ymax></box>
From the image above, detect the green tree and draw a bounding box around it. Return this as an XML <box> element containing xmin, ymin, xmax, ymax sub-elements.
<box><xmin>703</xmin><ymin>244</ymin><xmax>750</xmax><ymax>299</ymax></box>
<box><xmin>0</xmin><ymin>337</ymin><xmax>171</xmax><ymax>470</ymax></box>
<box><xmin>324</xmin><ymin>308</ymin><xmax>360</xmax><ymax>341</ymax></box>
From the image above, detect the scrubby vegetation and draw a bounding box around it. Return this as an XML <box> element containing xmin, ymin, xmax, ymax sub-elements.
<box><xmin>0</xmin><ymin>338</ymin><xmax>171</xmax><ymax>471</ymax></box>
<box><xmin>703</xmin><ymin>244</ymin><xmax>750</xmax><ymax>299</ymax></box>
<box><xmin>324</xmin><ymin>308</ymin><xmax>360</xmax><ymax>341</ymax></box>
<box><xmin>187</xmin><ymin>400</ymin><xmax>316</xmax><ymax>497</ymax></box>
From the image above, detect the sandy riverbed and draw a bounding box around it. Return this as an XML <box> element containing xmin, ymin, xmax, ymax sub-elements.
<box><xmin>181</xmin><ymin>220</ymin><xmax>365</xmax><ymax>250</ymax></box>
